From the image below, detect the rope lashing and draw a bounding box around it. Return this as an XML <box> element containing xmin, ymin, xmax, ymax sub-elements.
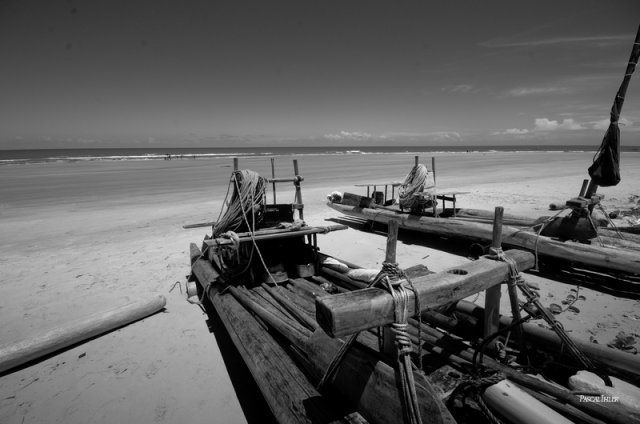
<box><xmin>317</xmin><ymin>262</ymin><xmax>425</xmax><ymax>424</ymax></box>
<box><xmin>488</xmin><ymin>247</ymin><xmax>613</xmax><ymax>387</ymax></box>
<box><xmin>382</xmin><ymin>262</ymin><xmax>424</xmax><ymax>424</ymax></box>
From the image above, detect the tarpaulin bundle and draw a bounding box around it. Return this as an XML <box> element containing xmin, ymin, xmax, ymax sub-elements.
<box><xmin>588</xmin><ymin>25</ymin><xmax>640</xmax><ymax>187</ymax></box>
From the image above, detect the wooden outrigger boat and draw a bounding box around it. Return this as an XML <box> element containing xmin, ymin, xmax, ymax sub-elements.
<box><xmin>186</xmin><ymin>158</ymin><xmax>640</xmax><ymax>424</ymax></box>
<box><xmin>327</xmin><ymin>191</ymin><xmax>640</xmax><ymax>276</ymax></box>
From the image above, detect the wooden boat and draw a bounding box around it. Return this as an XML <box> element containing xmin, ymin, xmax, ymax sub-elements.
<box><xmin>327</xmin><ymin>194</ymin><xmax>640</xmax><ymax>276</ymax></box>
<box><xmin>187</xmin><ymin>158</ymin><xmax>640</xmax><ymax>424</ymax></box>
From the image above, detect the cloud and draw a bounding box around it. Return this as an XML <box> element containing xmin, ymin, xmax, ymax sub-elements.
<box><xmin>442</xmin><ymin>84</ymin><xmax>478</xmax><ymax>94</ymax></box>
<box><xmin>480</xmin><ymin>35</ymin><xmax>629</xmax><ymax>48</ymax></box>
<box><xmin>323</xmin><ymin>131</ymin><xmax>380</xmax><ymax>141</ymax></box>
<box><xmin>506</xmin><ymin>87</ymin><xmax>566</xmax><ymax>97</ymax></box>
<box><xmin>492</xmin><ymin>128</ymin><xmax>530</xmax><ymax>136</ymax></box>
<box><xmin>534</xmin><ymin>118</ymin><xmax>585</xmax><ymax>131</ymax></box>
<box><xmin>590</xmin><ymin>117</ymin><xmax>633</xmax><ymax>130</ymax></box>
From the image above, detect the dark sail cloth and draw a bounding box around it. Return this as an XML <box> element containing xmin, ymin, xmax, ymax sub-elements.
<box><xmin>588</xmin><ymin>25</ymin><xmax>640</xmax><ymax>187</ymax></box>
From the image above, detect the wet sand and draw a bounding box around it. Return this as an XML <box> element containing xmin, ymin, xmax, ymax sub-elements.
<box><xmin>1</xmin><ymin>151</ymin><xmax>639</xmax><ymax>423</ymax></box>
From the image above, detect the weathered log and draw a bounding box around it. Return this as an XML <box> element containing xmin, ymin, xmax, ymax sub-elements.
<box><xmin>261</xmin><ymin>283</ymin><xmax>319</xmax><ymax>331</ymax></box>
<box><xmin>482</xmin><ymin>379</ymin><xmax>574</xmax><ymax>424</ymax></box>
<box><xmin>0</xmin><ymin>295</ymin><xmax>166</xmax><ymax>374</ymax></box>
<box><xmin>316</xmin><ymin>249</ymin><xmax>534</xmax><ymax>338</ymax></box>
<box><xmin>328</xmin><ymin>202</ymin><xmax>640</xmax><ymax>274</ymax></box>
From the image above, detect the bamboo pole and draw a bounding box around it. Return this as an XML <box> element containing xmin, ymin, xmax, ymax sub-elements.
<box><xmin>0</xmin><ymin>295</ymin><xmax>166</xmax><ymax>374</ymax></box>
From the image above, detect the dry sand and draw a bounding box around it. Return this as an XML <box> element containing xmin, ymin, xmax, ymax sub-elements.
<box><xmin>1</xmin><ymin>151</ymin><xmax>639</xmax><ymax>423</ymax></box>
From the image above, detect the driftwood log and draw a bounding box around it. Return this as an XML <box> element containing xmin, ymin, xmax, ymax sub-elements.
<box><xmin>0</xmin><ymin>295</ymin><xmax>166</xmax><ymax>374</ymax></box>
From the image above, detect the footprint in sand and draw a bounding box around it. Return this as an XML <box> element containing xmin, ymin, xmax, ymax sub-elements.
<box><xmin>144</xmin><ymin>360</ymin><xmax>162</xmax><ymax>379</ymax></box>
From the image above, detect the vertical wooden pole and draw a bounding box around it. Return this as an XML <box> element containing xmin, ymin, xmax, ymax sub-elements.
<box><xmin>293</xmin><ymin>159</ymin><xmax>304</xmax><ymax>220</ymax></box>
<box><xmin>579</xmin><ymin>179</ymin><xmax>589</xmax><ymax>197</ymax></box>
<box><xmin>584</xmin><ymin>180</ymin><xmax>598</xmax><ymax>199</ymax></box>
<box><xmin>271</xmin><ymin>157</ymin><xmax>277</xmax><ymax>204</ymax></box>
<box><xmin>233</xmin><ymin>157</ymin><xmax>239</xmax><ymax>171</ymax></box>
<box><xmin>383</xmin><ymin>219</ymin><xmax>400</xmax><ymax>356</ymax></box>
<box><xmin>414</xmin><ymin>155</ymin><xmax>419</xmax><ymax>167</ymax></box>
<box><xmin>484</xmin><ymin>207</ymin><xmax>503</xmax><ymax>350</ymax></box>
<box><xmin>431</xmin><ymin>157</ymin><xmax>436</xmax><ymax>184</ymax></box>
<box><xmin>385</xmin><ymin>219</ymin><xmax>399</xmax><ymax>264</ymax></box>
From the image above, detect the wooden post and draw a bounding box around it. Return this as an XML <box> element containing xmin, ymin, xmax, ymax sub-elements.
<box><xmin>383</xmin><ymin>220</ymin><xmax>400</xmax><ymax>355</ymax></box>
<box><xmin>579</xmin><ymin>179</ymin><xmax>589</xmax><ymax>197</ymax></box>
<box><xmin>271</xmin><ymin>157</ymin><xmax>277</xmax><ymax>204</ymax></box>
<box><xmin>431</xmin><ymin>157</ymin><xmax>436</xmax><ymax>184</ymax></box>
<box><xmin>483</xmin><ymin>207</ymin><xmax>503</xmax><ymax>350</ymax></box>
<box><xmin>414</xmin><ymin>155</ymin><xmax>419</xmax><ymax>167</ymax></box>
<box><xmin>233</xmin><ymin>157</ymin><xmax>239</xmax><ymax>171</ymax></box>
<box><xmin>293</xmin><ymin>159</ymin><xmax>303</xmax><ymax>220</ymax></box>
<box><xmin>584</xmin><ymin>180</ymin><xmax>598</xmax><ymax>198</ymax></box>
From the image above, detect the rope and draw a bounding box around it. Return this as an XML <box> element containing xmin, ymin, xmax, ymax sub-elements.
<box><xmin>212</xmin><ymin>170</ymin><xmax>267</xmax><ymax>237</ymax></box>
<box><xmin>318</xmin><ymin>262</ymin><xmax>425</xmax><ymax>424</ymax></box>
<box><xmin>399</xmin><ymin>164</ymin><xmax>433</xmax><ymax>211</ymax></box>
<box><xmin>447</xmin><ymin>371</ymin><xmax>507</xmax><ymax>424</ymax></box>
<box><xmin>488</xmin><ymin>248</ymin><xmax>613</xmax><ymax>387</ymax></box>
<box><xmin>530</xmin><ymin>207</ymin><xmax>569</xmax><ymax>271</ymax></box>
<box><xmin>382</xmin><ymin>265</ymin><xmax>423</xmax><ymax>424</ymax></box>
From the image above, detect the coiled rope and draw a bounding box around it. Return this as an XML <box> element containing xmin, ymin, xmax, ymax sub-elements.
<box><xmin>213</xmin><ymin>170</ymin><xmax>267</xmax><ymax>237</ymax></box>
<box><xmin>399</xmin><ymin>164</ymin><xmax>434</xmax><ymax>211</ymax></box>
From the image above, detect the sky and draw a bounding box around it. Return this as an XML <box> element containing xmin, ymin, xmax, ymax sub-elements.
<box><xmin>0</xmin><ymin>0</ymin><xmax>639</xmax><ymax>149</ymax></box>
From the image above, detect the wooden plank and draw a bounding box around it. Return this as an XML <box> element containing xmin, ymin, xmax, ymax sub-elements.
<box><xmin>316</xmin><ymin>250</ymin><xmax>534</xmax><ymax>338</ymax></box>
<box><xmin>0</xmin><ymin>295</ymin><xmax>166</xmax><ymax>374</ymax></box>
<box><xmin>212</xmin><ymin>292</ymin><xmax>350</xmax><ymax>424</ymax></box>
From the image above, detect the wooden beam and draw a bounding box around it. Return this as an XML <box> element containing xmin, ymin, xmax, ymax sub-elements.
<box><xmin>316</xmin><ymin>249</ymin><xmax>534</xmax><ymax>338</ymax></box>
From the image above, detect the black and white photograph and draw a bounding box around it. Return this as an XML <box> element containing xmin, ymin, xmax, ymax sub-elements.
<box><xmin>1</xmin><ymin>1</ymin><xmax>639</xmax><ymax>423</ymax></box>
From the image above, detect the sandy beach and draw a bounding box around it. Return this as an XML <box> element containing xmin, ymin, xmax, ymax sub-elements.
<box><xmin>1</xmin><ymin>151</ymin><xmax>639</xmax><ymax>424</ymax></box>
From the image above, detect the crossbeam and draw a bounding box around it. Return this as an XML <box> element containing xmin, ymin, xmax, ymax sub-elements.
<box><xmin>315</xmin><ymin>249</ymin><xmax>534</xmax><ymax>338</ymax></box>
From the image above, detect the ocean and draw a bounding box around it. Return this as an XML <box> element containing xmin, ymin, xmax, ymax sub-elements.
<box><xmin>2</xmin><ymin>145</ymin><xmax>639</xmax><ymax>165</ymax></box>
